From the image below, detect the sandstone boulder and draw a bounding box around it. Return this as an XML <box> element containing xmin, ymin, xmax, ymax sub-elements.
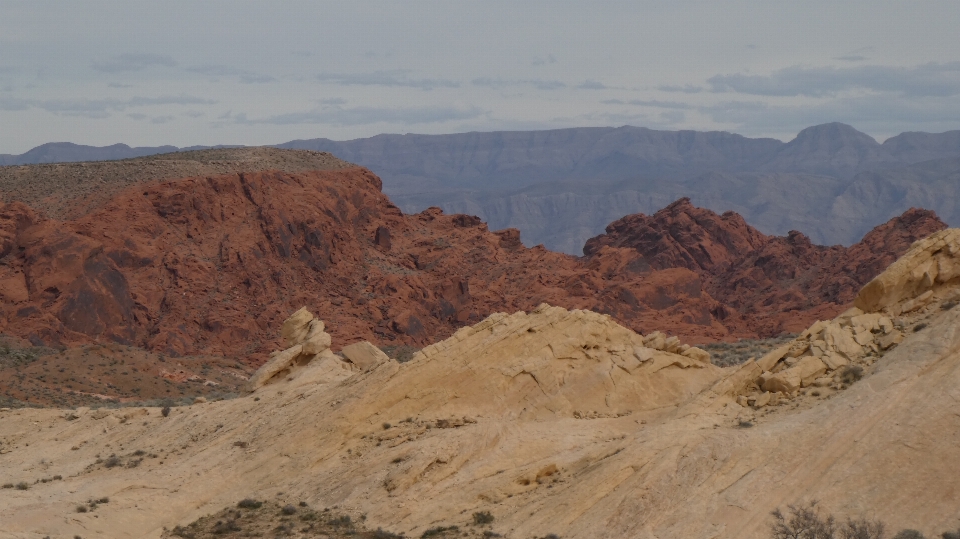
<box><xmin>281</xmin><ymin>307</ymin><xmax>315</xmax><ymax>346</ymax></box>
<box><xmin>760</xmin><ymin>369</ymin><xmax>801</xmax><ymax>394</ymax></box>
<box><xmin>681</xmin><ymin>346</ymin><xmax>711</xmax><ymax>363</ymax></box>
<box><xmin>341</xmin><ymin>341</ymin><xmax>392</xmax><ymax>371</ymax></box>
<box><xmin>795</xmin><ymin>356</ymin><xmax>828</xmax><ymax>387</ymax></box>
<box><xmin>757</xmin><ymin>343</ymin><xmax>791</xmax><ymax>372</ymax></box>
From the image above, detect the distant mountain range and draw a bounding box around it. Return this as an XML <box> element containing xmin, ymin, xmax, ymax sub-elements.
<box><xmin>3</xmin><ymin>123</ymin><xmax>959</xmax><ymax>253</ymax></box>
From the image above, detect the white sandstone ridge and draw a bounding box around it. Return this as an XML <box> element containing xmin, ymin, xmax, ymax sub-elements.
<box><xmin>246</xmin><ymin>303</ymin><xmax>715</xmax><ymax>417</ymax></box>
<box><xmin>735</xmin><ymin>228</ymin><xmax>960</xmax><ymax>407</ymax></box>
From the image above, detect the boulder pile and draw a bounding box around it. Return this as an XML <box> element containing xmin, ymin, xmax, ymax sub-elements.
<box><xmin>737</xmin><ymin>228</ymin><xmax>960</xmax><ymax>408</ymax></box>
<box><xmin>244</xmin><ymin>307</ymin><xmax>392</xmax><ymax>392</ymax></box>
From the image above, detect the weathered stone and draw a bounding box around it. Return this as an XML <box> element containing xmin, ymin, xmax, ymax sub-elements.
<box><xmin>244</xmin><ymin>344</ymin><xmax>304</xmax><ymax>392</ymax></box>
<box><xmin>760</xmin><ymin>368</ymin><xmax>801</xmax><ymax>394</ymax></box>
<box><xmin>810</xmin><ymin>340</ymin><xmax>828</xmax><ymax>357</ymax></box>
<box><xmin>856</xmin><ymin>229</ymin><xmax>960</xmax><ymax>312</ymax></box>
<box><xmin>301</xmin><ymin>331</ymin><xmax>332</xmax><ymax>356</ymax></box>
<box><xmin>820</xmin><ymin>352</ymin><xmax>849</xmax><ymax>371</ymax></box>
<box><xmin>753</xmin><ymin>391</ymin><xmax>772</xmax><ymax>408</ymax></box>
<box><xmin>795</xmin><ymin>356</ymin><xmax>828</xmax><ymax>387</ymax></box>
<box><xmin>644</xmin><ymin>332</ymin><xmax>666</xmax><ymax>350</ymax></box>
<box><xmin>900</xmin><ymin>290</ymin><xmax>934</xmax><ymax>313</ymax></box>
<box><xmin>633</xmin><ymin>346</ymin><xmax>655</xmax><ymax>363</ymax></box>
<box><xmin>664</xmin><ymin>336</ymin><xmax>682</xmax><ymax>354</ymax></box>
<box><xmin>786</xmin><ymin>341</ymin><xmax>810</xmax><ymax>358</ymax></box>
<box><xmin>736</xmin><ymin>395</ymin><xmax>749</xmax><ymax>407</ymax></box>
<box><xmin>681</xmin><ymin>346</ymin><xmax>711</xmax><ymax>363</ymax></box>
<box><xmin>821</xmin><ymin>323</ymin><xmax>863</xmax><ymax>360</ymax></box>
<box><xmin>757</xmin><ymin>343</ymin><xmax>791</xmax><ymax>372</ymax></box>
<box><xmin>341</xmin><ymin>341</ymin><xmax>391</xmax><ymax>371</ymax></box>
<box><xmin>878</xmin><ymin>330</ymin><xmax>904</xmax><ymax>350</ymax></box>
<box><xmin>281</xmin><ymin>307</ymin><xmax>315</xmax><ymax>346</ymax></box>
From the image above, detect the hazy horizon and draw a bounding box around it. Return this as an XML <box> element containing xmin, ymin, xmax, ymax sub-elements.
<box><xmin>2</xmin><ymin>1</ymin><xmax>959</xmax><ymax>153</ymax></box>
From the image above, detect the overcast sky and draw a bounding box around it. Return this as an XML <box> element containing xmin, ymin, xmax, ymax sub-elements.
<box><xmin>2</xmin><ymin>1</ymin><xmax>959</xmax><ymax>153</ymax></box>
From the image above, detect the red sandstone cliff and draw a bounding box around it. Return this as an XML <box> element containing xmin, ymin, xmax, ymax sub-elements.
<box><xmin>0</xmin><ymin>173</ymin><xmax>946</xmax><ymax>364</ymax></box>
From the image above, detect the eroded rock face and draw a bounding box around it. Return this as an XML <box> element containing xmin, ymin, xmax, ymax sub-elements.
<box><xmin>0</xmin><ymin>167</ymin><xmax>946</xmax><ymax>363</ymax></box>
<box><xmin>584</xmin><ymin>199</ymin><xmax>947</xmax><ymax>336</ymax></box>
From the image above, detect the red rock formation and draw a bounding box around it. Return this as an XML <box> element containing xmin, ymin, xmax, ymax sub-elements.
<box><xmin>584</xmin><ymin>199</ymin><xmax>947</xmax><ymax>336</ymax></box>
<box><xmin>0</xmin><ymin>170</ymin><xmax>946</xmax><ymax>364</ymax></box>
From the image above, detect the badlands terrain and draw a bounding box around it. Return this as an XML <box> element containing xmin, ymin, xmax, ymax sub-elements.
<box><xmin>1</xmin><ymin>148</ymin><xmax>959</xmax><ymax>537</ymax></box>
<box><xmin>1</xmin><ymin>225</ymin><xmax>960</xmax><ymax>538</ymax></box>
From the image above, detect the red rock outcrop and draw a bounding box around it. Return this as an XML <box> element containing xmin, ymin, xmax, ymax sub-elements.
<box><xmin>585</xmin><ymin>198</ymin><xmax>947</xmax><ymax>336</ymax></box>
<box><xmin>0</xmin><ymin>172</ymin><xmax>946</xmax><ymax>364</ymax></box>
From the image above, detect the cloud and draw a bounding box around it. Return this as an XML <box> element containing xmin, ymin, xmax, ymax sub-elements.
<box><xmin>835</xmin><ymin>55</ymin><xmax>867</xmax><ymax>62</ymax></box>
<box><xmin>700</xmin><ymin>94</ymin><xmax>960</xmax><ymax>135</ymax></box>
<box><xmin>318</xmin><ymin>70</ymin><xmax>459</xmax><ymax>90</ymax></box>
<box><xmin>127</xmin><ymin>113</ymin><xmax>147</xmax><ymax>120</ymax></box>
<box><xmin>319</xmin><ymin>97</ymin><xmax>347</xmax><ymax>105</ymax></box>
<box><xmin>472</xmin><ymin>77</ymin><xmax>566</xmax><ymax>90</ymax></box>
<box><xmin>531</xmin><ymin>54</ymin><xmax>557</xmax><ymax>66</ymax></box>
<box><xmin>0</xmin><ymin>94</ymin><xmax>216</xmax><ymax>117</ymax></box>
<box><xmin>186</xmin><ymin>64</ymin><xmax>275</xmax><ymax>84</ymax></box>
<box><xmin>91</xmin><ymin>53</ymin><xmax>176</xmax><ymax>73</ymax></box>
<box><xmin>228</xmin><ymin>105</ymin><xmax>485</xmax><ymax>126</ymax></box>
<box><xmin>108</xmin><ymin>82</ymin><xmax>133</xmax><ymax>88</ymax></box>
<box><xmin>601</xmin><ymin>99</ymin><xmax>692</xmax><ymax>109</ymax></box>
<box><xmin>707</xmin><ymin>62</ymin><xmax>960</xmax><ymax>97</ymax></box>
<box><xmin>151</xmin><ymin>115</ymin><xmax>175</xmax><ymax>124</ymax></box>
<box><xmin>578</xmin><ymin>80</ymin><xmax>607</xmax><ymax>90</ymax></box>
<box><xmin>658</xmin><ymin>84</ymin><xmax>703</xmax><ymax>93</ymax></box>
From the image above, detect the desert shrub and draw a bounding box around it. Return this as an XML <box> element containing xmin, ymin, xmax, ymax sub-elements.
<box><xmin>76</xmin><ymin>505</ymin><xmax>88</xmax><ymax>513</ymax></box>
<box><xmin>329</xmin><ymin>515</ymin><xmax>352</xmax><ymax>527</ymax></box>
<box><xmin>15</xmin><ymin>481</ymin><xmax>28</xmax><ymax>490</ymax></box>
<box><xmin>893</xmin><ymin>530</ymin><xmax>926</xmax><ymax>539</ymax></box>
<box><xmin>161</xmin><ymin>406</ymin><xmax>171</xmax><ymax>417</ymax></box>
<box><xmin>374</xmin><ymin>529</ymin><xmax>404</xmax><ymax>539</ymax></box>
<box><xmin>840</xmin><ymin>365</ymin><xmax>864</xmax><ymax>385</ymax></box>
<box><xmin>281</xmin><ymin>504</ymin><xmax>297</xmax><ymax>515</ymax></box>
<box><xmin>942</xmin><ymin>530</ymin><xmax>960</xmax><ymax>539</ymax></box>
<box><xmin>770</xmin><ymin>502</ymin><xmax>884</xmax><ymax>539</ymax></box>
<box><xmin>914</xmin><ymin>323</ymin><xmax>928</xmax><ymax>332</ymax></box>
<box><xmin>738</xmin><ymin>420</ymin><xmax>754</xmax><ymax>428</ymax></box>
<box><xmin>842</xmin><ymin>517</ymin><xmax>884</xmax><ymax>539</ymax></box>
<box><xmin>473</xmin><ymin>511</ymin><xmax>495</xmax><ymax>525</ymax></box>
<box><xmin>771</xmin><ymin>502</ymin><xmax>835</xmax><ymax>539</ymax></box>
<box><xmin>211</xmin><ymin>519</ymin><xmax>240</xmax><ymax>534</ymax></box>
<box><xmin>382</xmin><ymin>422</ymin><xmax>392</xmax><ymax>430</ymax></box>
<box><xmin>104</xmin><ymin>456</ymin><xmax>121</xmax><ymax>468</ymax></box>
<box><xmin>2</xmin><ymin>483</ymin><xmax>13</xmax><ymax>489</ymax></box>
<box><xmin>941</xmin><ymin>300</ymin><xmax>958</xmax><ymax>310</ymax></box>
<box><xmin>236</xmin><ymin>498</ymin><xmax>262</xmax><ymax>509</ymax></box>
<box><xmin>171</xmin><ymin>525</ymin><xmax>196</xmax><ymax>538</ymax></box>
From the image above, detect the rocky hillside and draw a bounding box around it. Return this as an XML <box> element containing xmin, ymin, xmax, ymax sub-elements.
<box><xmin>585</xmin><ymin>198</ymin><xmax>947</xmax><ymax>335</ymax></box>
<box><xmin>4</xmin><ymin>234</ymin><xmax>960</xmax><ymax>538</ymax></box>
<box><xmin>0</xmin><ymin>152</ymin><xmax>946</xmax><ymax>365</ymax></box>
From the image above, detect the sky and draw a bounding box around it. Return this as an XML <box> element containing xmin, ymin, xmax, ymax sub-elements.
<box><xmin>2</xmin><ymin>1</ymin><xmax>960</xmax><ymax>153</ymax></box>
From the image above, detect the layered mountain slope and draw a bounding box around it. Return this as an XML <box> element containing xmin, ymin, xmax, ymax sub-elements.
<box><xmin>280</xmin><ymin>123</ymin><xmax>960</xmax><ymax>250</ymax></box>
<box><xmin>5</xmin><ymin>124</ymin><xmax>960</xmax><ymax>252</ymax></box>
<box><xmin>3</xmin><ymin>233</ymin><xmax>960</xmax><ymax>538</ymax></box>
<box><xmin>0</xmin><ymin>157</ymin><xmax>945</xmax><ymax>364</ymax></box>
<box><xmin>585</xmin><ymin>198</ymin><xmax>946</xmax><ymax>334</ymax></box>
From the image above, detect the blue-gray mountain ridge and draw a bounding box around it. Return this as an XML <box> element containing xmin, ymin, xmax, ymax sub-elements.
<box><xmin>3</xmin><ymin>123</ymin><xmax>959</xmax><ymax>253</ymax></box>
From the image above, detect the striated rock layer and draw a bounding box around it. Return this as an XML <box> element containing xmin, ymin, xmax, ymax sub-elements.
<box><xmin>0</xmin><ymin>163</ymin><xmax>947</xmax><ymax>362</ymax></box>
<box><xmin>585</xmin><ymin>197</ymin><xmax>947</xmax><ymax>335</ymax></box>
<box><xmin>4</xmin><ymin>236</ymin><xmax>960</xmax><ymax>538</ymax></box>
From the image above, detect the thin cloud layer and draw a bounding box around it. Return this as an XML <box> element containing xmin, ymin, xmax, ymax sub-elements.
<box><xmin>231</xmin><ymin>105</ymin><xmax>485</xmax><ymax>126</ymax></box>
<box><xmin>91</xmin><ymin>54</ymin><xmax>177</xmax><ymax>73</ymax></box>
<box><xmin>318</xmin><ymin>70</ymin><xmax>459</xmax><ymax>90</ymax></box>
<box><xmin>708</xmin><ymin>62</ymin><xmax>960</xmax><ymax>98</ymax></box>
